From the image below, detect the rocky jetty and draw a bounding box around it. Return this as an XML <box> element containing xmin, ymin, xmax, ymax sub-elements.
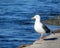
<box><xmin>22</xmin><ymin>33</ymin><xmax>60</xmax><ymax>48</ymax></box>
<box><xmin>43</xmin><ymin>16</ymin><xmax>60</xmax><ymax>25</ymax></box>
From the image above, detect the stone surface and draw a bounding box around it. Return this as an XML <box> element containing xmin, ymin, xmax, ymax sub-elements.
<box><xmin>23</xmin><ymin>33</ymin><xmax>60</xmax><ymax>48</ymax></box>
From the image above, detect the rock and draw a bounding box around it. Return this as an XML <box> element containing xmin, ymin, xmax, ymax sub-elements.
<box><xmin>24</xmin><ymin>33</ymin><xmax>60</xmax><ymax>48</ymax></box>
<box><xmin>43</xmin><ymin>16</ymin><xmax>60</xmax><ymax>25</ymax></box>
<box><xmin>18</xmin><ymin>44</ymin><xmax>31</xmax><ymax>48</ymax></box>
<box><xmin>54</xmin><ymin>29</ymin><xmax>60</xmax><ymax>33</ymax></box>
<box><xmin>57</xmin><ymin>16</ymin><xmax>60</xmax><ymax>20</ymax></box>
<box><xmin>18</xmin><ymin>29</ymin><xmax>60</xmax><ymax>48</ymax></box>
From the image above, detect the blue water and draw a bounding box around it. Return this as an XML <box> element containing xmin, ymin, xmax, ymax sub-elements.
<box><xmin>0</xmin><ymin>0</ymin><xmax>60</xmax><ymax>48</ymax></box>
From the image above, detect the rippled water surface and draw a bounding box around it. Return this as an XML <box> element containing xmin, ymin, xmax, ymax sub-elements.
<box><xmin>0</xmin><ymin>0</ymin><xmax>60</xmax><ymax>48</ymax></box>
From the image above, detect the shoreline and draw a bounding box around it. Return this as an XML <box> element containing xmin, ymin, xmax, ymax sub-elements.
<box><xmin>18</xmin><ymin>32</ymin><xmax>60</xmax><ymax>48</ymax></box>
<box><xmin>43</xmin><ymin>16</ymin><xmax>60</xmax><ymax>26</ymax></box>
<box><xmin>23</xmin><ymin>33</ymin><xmax>60</xmax><ymax>48</ymax></box>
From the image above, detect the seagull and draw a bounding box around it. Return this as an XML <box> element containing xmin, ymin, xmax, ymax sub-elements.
<box><xmin>32</xmin><ymin>15</ymin><xmax>55</xmax><ymax>42</ymax></box>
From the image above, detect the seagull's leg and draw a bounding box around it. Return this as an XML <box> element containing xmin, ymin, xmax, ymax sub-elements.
<box><xmin>39</xmin><ymin>33</ymin><xmax>44</xmax><ymax>42</ymax></box>
<box><xmin>38</xmin><ymin>33</ymin><xmax>46</xmax><ymax>43</ymax></box>
<box><xmin>40</xmin><ymin>36</ymin><xmax>46</xmax><ymax>40</ymax></box>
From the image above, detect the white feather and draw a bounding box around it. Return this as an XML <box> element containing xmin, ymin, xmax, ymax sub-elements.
<box><xmin>33</xmin><ymin>15</ymin><xmax>45</xmax><ymax>34</ymax></box>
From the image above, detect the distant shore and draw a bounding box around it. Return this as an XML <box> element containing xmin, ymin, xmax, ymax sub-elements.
<box><xmin>43</xmin><ymin>16</ymin><xmax>60</xmax><ymax>26</ymax></box>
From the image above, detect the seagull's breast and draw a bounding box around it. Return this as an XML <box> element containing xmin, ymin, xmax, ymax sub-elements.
<box><xmin>34</xmin><ymin>22</ymin><xmax>45</xmax><ymax>33</ymax></box>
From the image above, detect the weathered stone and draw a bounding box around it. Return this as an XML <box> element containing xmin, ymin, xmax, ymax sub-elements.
<box><xmin>23</xmin><ymin>33</ymin><xmax>60</xmax><ymax>48</ymax></box>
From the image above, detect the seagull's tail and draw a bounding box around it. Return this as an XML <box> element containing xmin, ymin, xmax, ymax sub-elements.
<box><xmin>51</xmin><ymin>31</ymin><xmax>55</xmax><ymax>35</ymax></box>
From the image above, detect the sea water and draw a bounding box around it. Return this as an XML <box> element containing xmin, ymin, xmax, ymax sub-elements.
<box><xmin>0</xmin><ymin>0</ymin><xmax>60</xmax><ymax>48</ymax></box>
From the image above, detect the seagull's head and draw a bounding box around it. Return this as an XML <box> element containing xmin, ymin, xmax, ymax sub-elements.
<box><xmin>32</xmin><ymin>15</ymin><xmax>40</xmax><ymax>20</ymax></box>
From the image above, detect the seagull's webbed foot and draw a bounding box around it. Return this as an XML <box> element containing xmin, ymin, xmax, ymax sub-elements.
<box><xmin>37</xmin><ymin>36</ymin><xmax>46</xmax><ymax>43</ymax></box>
<box><xmin>37</xmin><ymin>39</ymin><xmax>43</xmax><ymax>44</ymax></box>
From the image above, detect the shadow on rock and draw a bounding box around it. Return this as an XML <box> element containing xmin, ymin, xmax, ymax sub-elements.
<box><xmin>44</xmin><ymin>37</ymin><xmax>58</xmax><ymax>41</ymax></box>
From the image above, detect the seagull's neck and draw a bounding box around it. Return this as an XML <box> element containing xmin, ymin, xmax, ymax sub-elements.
<box><xmin>34</xmin><ymin>19</ymin><xmax>43</xmax><ymax>28</ymax></box>
<box><xmin>35</xmin><ymin>18</ymin><xmax>42</xmax><ymax>25</ymax></box>
<box><xmin>34</xmin><ymin>18</ymin><xmax>43</xmax><ymax>28</ymax></box>
<box><xmin>35</xmin><ymin>18</ymin><xmax>40</xmax><ymax>22</ymax></box>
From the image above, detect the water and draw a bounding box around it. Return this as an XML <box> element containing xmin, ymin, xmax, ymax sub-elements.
<box><xmin>0</xmin><ymin>0</ymin><xmax>60</xmax><ymax>48</ymax></box>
